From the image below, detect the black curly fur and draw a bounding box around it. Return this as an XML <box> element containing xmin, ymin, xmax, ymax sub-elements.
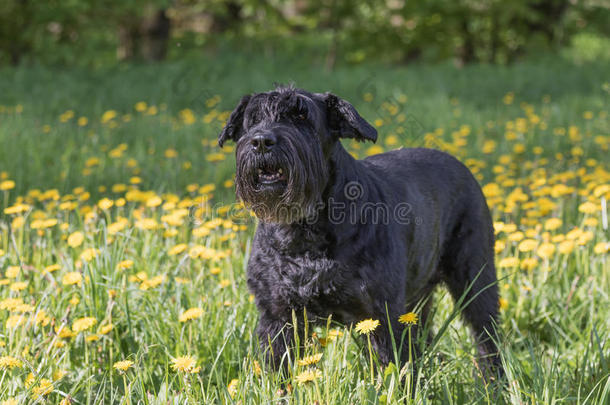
<box><xmin>219</xmin><ymin>86</ymin><xmax>502</xmax><ymax>375</ymax></box>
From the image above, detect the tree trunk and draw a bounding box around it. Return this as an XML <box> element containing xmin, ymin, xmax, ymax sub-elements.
<box><xmin>210</xmin><ymin>1</ymin><xmax>242</xmax><ymax>33</ymax></box>
<box><xmin>458</xmin><ymin>18</ymin><xmax>475</xmax><ymax>65</ymax></box>
<box><xmin>140</xmin><ymin>9</ymin><xmax>170</xmax><ymax>61</ymax></box>
<box><xmin>117</xmin><ymin>23</ymin><xmax>136</xmax><ymax>61</ymax></box>
<box><xmin>117</xmin><ymin>7</ymin><xmax>170</xmax><ymax>62</ymax></box>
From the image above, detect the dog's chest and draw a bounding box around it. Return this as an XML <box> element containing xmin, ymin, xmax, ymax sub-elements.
<box><xmin>257</xmin><ymin>252</ymin><xmax>345</xmax><ymax>309</ymax></box>
<box><xmin>248</xmin><ymin>225</ymin><xmax>360</xmax><ymax>320</ymax></box>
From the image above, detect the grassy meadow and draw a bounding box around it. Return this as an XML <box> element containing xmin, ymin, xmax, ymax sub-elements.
<box><xmin>0</xmin><ymin>53</ymin><xmax>609</xmax><ymax>404</ymax></box>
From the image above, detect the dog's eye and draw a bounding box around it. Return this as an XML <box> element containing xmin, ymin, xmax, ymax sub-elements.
<box><xmin>297</xmin><ymin>113</ymin><xmax>307</xmax><ymax>121</ymax></box>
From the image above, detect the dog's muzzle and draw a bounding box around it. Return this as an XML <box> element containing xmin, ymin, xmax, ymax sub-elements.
<box><xmin>256</xmin><ymin>165</ymin><xmax>287</xmax><ymax>186</ymax></box>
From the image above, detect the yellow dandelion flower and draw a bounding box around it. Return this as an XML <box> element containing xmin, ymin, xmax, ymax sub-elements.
<box><xmin>520</xmin><ymin>257</ymin><xmax>538</xmax><ymax>271</ymax></box>
<box><xmin>6</xmin><ymin>266</ymin><xmax>19</xmax><ymax>278</ymax></box>
<box><xmin>146</xmin><ymin>196</ymin><xmax>163</xmax><ymax>207</ymax></box>
<box><xmin>164</xmin><ymin>228</ymin><xmax>179</xmax><ymax>238</ymax></box>
<box><xmin>544</xmin><ymin>218</ymin><xmax>562</xmax><ymax>231</ymax></box>
<box><xmin>192</xmin><ymin>226</ymin><xmax>211</xmax><ymax>238</ymax></box>
<box><xmin>228</xmin><ymin>378</ymin><xmax>239</xmax><ymax>398</ymax></box>
<box><xmin>583</xmin><ymin>217</ymin><xmax>598</xmax><ymax>227</ymax></box>
<box><xmin>99</xmin><ymin>323</ymin><xmax>113</xmax><ymax>334</ymax></box>
<box><xmin>499</xmin><ymin>297</ymin><xmax>508</xmax><ymax>310</ymax></box>
<box><xmin>578</xmin><ymin>201</ymin><xmax>598</xmax><ymax>214</ymax></box>
<box><xmin>577</xmin><ymin>231</ymin><xmax>594</xmax><ymax>246</ymax></box>
<box><xmin>171</xmin><ymin>355</ymin><xmax>196</xmax><ymax>372</ymax></box>
<box><xmin>179</xmin><ymin>307</ymin><xmax>204</xmax><ymax>323</ymax></box>
<box><xmin>398</xmin><ymin>312</ymin><xmax>418</xmax><ymax>325</ymax></box>
<box><xmin>108</xmin><ymin>219</ymin><xmax>128</xmax><ymax>235</ymax></box>
<box><xmin>55</xmin><ymin>325</ymin><xmax>75</xmax><ymax>339</ymax></box>
<box><xmin>593</xmin><ymin>242</ymin><xmax>609</xmax><ymax>255</ymax></box>
<box><xmin>113</xmin><ymin>360</ymin><xmax>134</xmax><ymax>371</ymax></box>
<box><xmin>43</xmin><ymin>264</ymin><xmax>61</xmax><ymax>274</ymax></box>
<box><xmin>0</xmin><ymin>297</ymin><xmax>23</xmax><ymax>311</ymax></box>
<box><xmin>566</xmin><ymin>228</ymin><xmax>582</xmax><ymax>240</ymax></box>
<box><xmin>355</xmin><ymin>319</ymin><xmax>380</xmax><ymax>335</ymax></box>
<box><xmin>73</xmin><ymin>317</ymin><xmax>97</xmax><ymax>333</ymax></box>
<box><xmin>101</xmin><ymin>110</ymin><xmax>117</xmax><ymax>123</ymax></box>
<box><xmin>2</xmin><ymin>398</ymin><xmax>18</xmax><ymax>405</ymax></box>
<box><xmin>0</xmin><ymin>356</ymin><xmax>23</xmax><ymax>369</ymax></box>
<box><xmin>518</xmin><ymin>239</ymin><xmax>538</xmax><ymax>252</ymax></box>
<box><xmin>169</xmin><ymin>244</ymin><xmax>187</xmax><ymax>256</ymax></box>
<box><xmin>62</xmin><ymin>272</ymin><xmax>82</xmax><ymax>286</ymax></box>
<box><xmin>205</xmin><ymin>152</ymin><xmax>226</xmax><ymax>162</ymax></box>
<box><xmin>558</xmin><ymin>240</ymin><xmax>575</xmax><ymax>255</ymax></box>
<box><xmin>53</xmin><ymin>369</ymin><xmax>68</xmax><ymax>380</ymax></box>
<box><xmin>139</xmin><ymin>274</ymin><xmax>165</xmax><ymax>290</ymax></box>
<box><xmin>80</xmin><ymin>248</ymin><xmax>97</xmax><ymax>262</ymax></box>
<box><xmin>294</xmin><ymin>368</ymin><xmax>322</xmax><ymax>385</ymax></box>
<box><xmin>86</xmin><ymin>334</ymin><xmax>100</xmax><ymax>342</ymax></box>
<box><xmin>117</xmin><ymin>260</ymin><xmax>134</xmax><ymax>270</ymax></box>
<box><xmin>10</xmin><ymin>216</ymin><xmax>24</xmax><ymax>228</ymax></box>
<box><xmin>35</xmin><ymin>310</ymin><xmax>51</xmax><ymax>327</ymax></box>
<box><xmin>498</xmin><ymin>257</ymin><xmax>519</xmax><ymax>268</ymax></box>
<box><xmin>503</xmin><ymin>223</ymin><xmax>517</xmax><ymax>233</ymax></box>
<box><xmin>67</xmin><ymin>231</ymin><xmax>84</xmax><ymax>248</ymax></box>
<box><xmin>494</xmin><ymin>240</ymin><xmax>506</xmax><ymax>253</ymax></box>
<box><xmin>297</xmin><ymin>353</ymin><xmax>323</xmax><ymax>366</ymax></box>
<box><xmin>25</xmin><ymin>372</ymin><xmax>35</xmax><ymax>387</ymax></box>
<box><xmin>135</xmin><ymin>218</ymin><xmax>157</xmax><ymax>230</ymax></box>
<box><xmin>98</xmin><ymin>198</ymin><xmax>114</xmax><ymax>210</ymax></box>
<box><xmin>537</xmin><ymin>243</ymin><xmax>556</xmax><ymax>259</ymax></box>
<box><xmin>14</xmin><ymin>303</ymin><xmax>35</xmax><ymax>313</ymax></box>
<box><xmin>0</xmin><ymin>180</ymin><xmax>15</xmax><ymax>190</ymax></box>
<box><xmin>4</xmin><ymin>203</ymin><xmax>30</xmax><ymax>215</ymax></box>
<box><xmin>253</xmin><ymin>360</ymin><xmax>262</xmax><ymax>376</ymax></box>
<box><xmin>164</xmin><ymin>148</ymin><xmax>178</xmax><ymax>158</ymax></box>
<box><xmin>508</xmin><ymin>231</ymin><xmax>524</xmax><ymax>242</ymax></box>
<box><xmin>31</xmin><ymin>378</ymin><xmax>54</xmax><ymax>397</ymax></box>
<box><xmin>10</xmin><ymin>281</ymin><xmax>28</xmax><ymax>292</ymax></box>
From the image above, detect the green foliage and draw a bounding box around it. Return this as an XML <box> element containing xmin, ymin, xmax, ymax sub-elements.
<box><xmin>0</xmin><ymin>51</ymin><xmax>609</xmax><ymax>403</ymax></box>
<box><xmin>1</xmin><ymin>0</ymin><xmax>609</xmax><ymax>66</ymax></box>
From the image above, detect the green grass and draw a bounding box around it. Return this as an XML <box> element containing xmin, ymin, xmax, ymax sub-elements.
<box><xmin>0</xmin><ymin>52</ymin><xmax>608</xmax><ymax>404</ymax></box>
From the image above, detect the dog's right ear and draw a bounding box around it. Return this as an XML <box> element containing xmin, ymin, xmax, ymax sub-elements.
<box><xmin>218</xmin><ymin>95</ymin><xmax>251</xmax><ymax>147</ymax></box>
<box><xmin>322</xmin><ymin>93</ymin><xmax>377</xmax><ymax>143</ymax></box>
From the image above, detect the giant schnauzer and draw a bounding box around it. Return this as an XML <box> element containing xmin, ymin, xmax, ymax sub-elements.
<box><xmin>218</xmin><ymin>86</ymin><xmax>502</xmax><ymax>375</ymax></box>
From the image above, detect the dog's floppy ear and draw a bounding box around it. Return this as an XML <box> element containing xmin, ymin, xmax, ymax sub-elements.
<box><xmin>323</xmin><ymin>93</ymin><xmax>377</xmax><ymax>143</ymax></box>
<box><xmin>218</xmin><ymin>95</ymin><xmax>251</xmax><ymax>147</ymax></box>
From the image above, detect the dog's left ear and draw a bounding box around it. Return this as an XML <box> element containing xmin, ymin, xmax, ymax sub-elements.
<box><xmin>321</xmin><ymin>93</ymin><xmax>377</xmax><ymax>143</ymax></box>
<box><xmin>218</xmin><ymin>95</ymin><xmax>251</xmax><ymax>147</ymax></box>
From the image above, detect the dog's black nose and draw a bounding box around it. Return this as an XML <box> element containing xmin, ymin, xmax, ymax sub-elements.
<box><xmin>251</xmin><ymin>133</ymin><xmax>277</xmax><ymax>153</ymax></box>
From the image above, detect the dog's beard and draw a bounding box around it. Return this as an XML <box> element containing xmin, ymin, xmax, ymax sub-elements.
<box><xmin>235</xmin><ymin>137</ymin><xmax>328</xmax><ymax>224</ymax></box>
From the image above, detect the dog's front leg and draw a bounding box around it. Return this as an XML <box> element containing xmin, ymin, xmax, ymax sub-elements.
<box><xmin>256</xmin><ymin>314</ymin><xmax>294</xmax><ymax>371</ymax></box>
<box><xmin>370</xmin><ymin>317</ymin><xmax>403</xmax><ymax>366</ymax></box>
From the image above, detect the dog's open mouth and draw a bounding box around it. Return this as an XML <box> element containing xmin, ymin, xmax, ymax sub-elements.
<box><xmin>257</xmin><ymin>166</ymin><xmax>287</xmax><ymax>185</ymax></box>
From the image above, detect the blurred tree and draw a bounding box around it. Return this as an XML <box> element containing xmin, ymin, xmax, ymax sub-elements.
<box><xmin>111</xmin><ymin>1</ymin><xmax>171</xmax><ymax>61</ymax></box>
<box><xmin>0</xmin><ymin>0</ymin><xmax>608</xmax><ymax>66</ymax></box>
<box><xmin>0</xmin><ymin>0</ymin><xmax>90</xmax><ymax>65</ymax></box>
<box><xmin>0</xmin><ymin>0</ymin><xmax>34</xmax><ymax>64</ymax></box>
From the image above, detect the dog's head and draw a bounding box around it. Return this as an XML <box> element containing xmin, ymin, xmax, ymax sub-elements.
<box><xmin>218</xmin><ymin>86</ymin><xmax>377</xmax><ymax>223</ymax></box>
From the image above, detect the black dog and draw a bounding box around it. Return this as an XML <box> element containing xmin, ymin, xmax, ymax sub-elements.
<box><xmin>219</xmin><ymin>86</ymin><xmax>501</xmax><ymax>374</ymax></box>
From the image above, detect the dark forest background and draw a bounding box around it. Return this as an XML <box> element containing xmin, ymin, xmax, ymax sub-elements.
<box><xmin>2</xmin><ymin>0</ymin><xmax>609</xmax><ymax>68</ymax></box>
